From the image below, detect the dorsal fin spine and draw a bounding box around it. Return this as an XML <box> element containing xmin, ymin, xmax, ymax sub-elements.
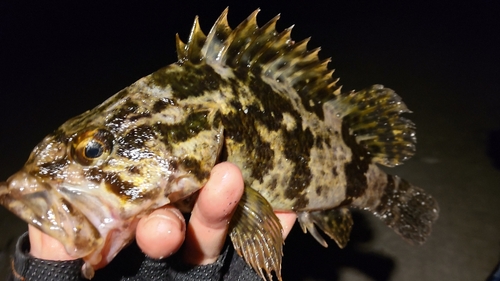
<box><xmin>246</xmin><ymin>14</ymin><xmax>281</xmax><ymax>68</ymax></box>
<box><xmin>288</xmin><ymin>37</ymin><xmax>310</xmax><ymax>55</ymax></box>
<box><xmin>175</xmin><ymin>33</ymin><xmax>187</xmax><ymax>62</ymax></box>
<box><xmin>203</xmin><ymin>7</ymin><xmax>231</xmax><ymax>63</ymax></box>
<box><xmin>229</xmin><ymin>11</ymin><xmax>261</xmax><ymax>66</ymax></box>
<box><xmin>304</xmin><ymin>47</ymin><xmax>321</xmax><ymax>62</ymax></box>
<box><xmin>260</xmin><ymin>26</ymin><xmax>295</xmax><ymax>78</ymax></box>
<box><xmin>177</xmin><ymin>8</ymin><xmax>342</xmax><ymax>117</ymax></box>
<box><xmin>186</xmin><ymin>17</ymin><xmax>207</xmax><ymax>63</ymax></box>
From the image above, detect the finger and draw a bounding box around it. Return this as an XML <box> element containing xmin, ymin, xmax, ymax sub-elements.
<box><xmin>136</xmin><ymin>206</ymin><xmax>186</xmax><ymax>259</ymax></box>
<box><xmin>276</xmin><ymin>212</ymin><xmax>297</xmax><ymax>239</ymax></box>
<box><xmin>182</xmin><ymin>162</ymin><xmax>244</xmax><ymax>265</ymax></box>
<box><xmin>28</xmin><ymin>224</ymin><xmax>75</xmax><ymax>260</ymax></box>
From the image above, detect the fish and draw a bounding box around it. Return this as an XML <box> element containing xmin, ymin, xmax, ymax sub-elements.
<box><xmin>0</xmin><ymin>8</ymin><xmax>439</xmax><ymax>281</ymax></box>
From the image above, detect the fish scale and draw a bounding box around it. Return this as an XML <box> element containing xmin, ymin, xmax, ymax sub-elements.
<box><xmin>0</xmin><ymin>8</ymin><xmax>438</xmax><ymax>281</ymax></box>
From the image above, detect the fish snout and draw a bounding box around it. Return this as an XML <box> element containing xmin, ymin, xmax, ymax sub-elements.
<box><xmin>0</xmin><ymin>169</ymin><xmax>102</xmax><ymax>258</ymax></box>
<box><xmin>0</xmin><ymin>169</ymin><xmax>53</xmax><ymax>219</ymax></box>
<box><xmin>1</xmin><ymin>169</ymin><xmax>49</xmax><ymax>198</ymax></box>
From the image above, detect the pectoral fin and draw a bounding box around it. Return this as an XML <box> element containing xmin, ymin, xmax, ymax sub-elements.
<box><xmin>229</xmin><ymin>186</ymin><xmax>284</xmax><ymax>281</ymax></box>
<box><xmin>298</xmin><ymin>207</ymin><xmax>353</xmax><ymax>248</ymax></box>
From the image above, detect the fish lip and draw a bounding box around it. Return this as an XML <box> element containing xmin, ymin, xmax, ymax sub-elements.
<box><xmin>0</xmin><ymin>169</ymin><xmax>102</xmax><ymax>258</ymax></box>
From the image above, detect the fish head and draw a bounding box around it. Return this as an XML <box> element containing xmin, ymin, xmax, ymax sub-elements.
<box><xmin>0</xmin><ymin>82</ymin><xmax>223</xmax><ymax>274</ymax></box>
<box><xmin>0</xmin><ymin>125</ymin><xmax>167</xmax><ymax>266</ymax></box>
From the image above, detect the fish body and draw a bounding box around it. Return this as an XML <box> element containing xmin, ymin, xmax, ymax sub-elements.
<box><xmin>0</xmin><ymin>9</ymin><xmax>438</xmax><ymax>280</ymax></box>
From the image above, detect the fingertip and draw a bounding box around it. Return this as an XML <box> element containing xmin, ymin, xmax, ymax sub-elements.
<box><xmin>210</xmin><ymin>162</ymin><xmax>245</xmax><ymax>197</ymax></box>
<box><xmin>136</xmin><ymin>207</ymin><xmax>185</xmax><ymax>259</ymax></box>
<box><xmin>276</xmin><ymin>212</ymin><xmax>297</xmax><ymax>239</ymax></box>
<box><xmin>196</xmin><ymin>162</ymin><xmax>244</xmax><ymax>226</ymax></box>
<box><xmin>180</xmin><ymin>162</ymin><xmax>244</xmax><ymax>265</ymax></box>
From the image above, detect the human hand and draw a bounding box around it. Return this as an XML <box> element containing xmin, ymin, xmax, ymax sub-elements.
<box><xmin>29</xmin><ymin>162</ymin><xmax>297</xmax><ymax>268</ymax></box>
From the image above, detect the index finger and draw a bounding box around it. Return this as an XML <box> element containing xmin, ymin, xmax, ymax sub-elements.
<box><xmin>276</xmin><ymin>212</ymin><xmax>297</xmax><ymax>239</ymax></box>
<box><xmin>181</xmin><ymin>162</ymin><xmax>244</xmax><ymax>265</ymax></box>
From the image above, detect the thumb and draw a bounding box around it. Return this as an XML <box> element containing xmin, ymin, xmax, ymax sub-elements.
<box><xmin>28</xmin><ymin>224</ymin><xmax>75</xmax><ymax>261</ymax></box>
<box><xmin>136</xmin><ymin>206</ymin><xmax>186</xmax><ymax>259</ymax></box>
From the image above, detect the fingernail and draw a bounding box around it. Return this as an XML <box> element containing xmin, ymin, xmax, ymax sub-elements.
<box><xmin>145</xmin><ymin>208</ymin><xmax>185</xmax><ymax>232</ymax></box>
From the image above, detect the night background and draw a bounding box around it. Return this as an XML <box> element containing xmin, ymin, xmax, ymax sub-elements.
<box><xmin>0</xmin><ymin>1</ymin><xmax>499</xmax><ymax>280</ymax></box>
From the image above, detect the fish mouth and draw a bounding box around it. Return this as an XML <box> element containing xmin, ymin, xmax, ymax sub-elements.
<box><xmin>0</xmin><ymin>169</ymin><xmax>102</xmax><ymax>258</ymax></box>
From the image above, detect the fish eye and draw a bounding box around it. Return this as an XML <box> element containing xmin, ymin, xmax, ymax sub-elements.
<box><xmin>84</xmin><ymin>140</ymin><xmax>104</xmax><ymax>159</ymax></box>
<box><xmin>72</xmin><ymin>129</ymin><xmax>114</xmax><ymax>165</ymax></box>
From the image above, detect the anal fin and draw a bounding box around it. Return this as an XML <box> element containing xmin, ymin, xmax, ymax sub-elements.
<box><xmin>297</xmin><ymin>207</ymin><xmax>353</xmax><ymax>249</ymax></box>
<box><xmin>229</xmin><ymin>186</ymin><xmax>284</xmax><ymax>281</ymax></box>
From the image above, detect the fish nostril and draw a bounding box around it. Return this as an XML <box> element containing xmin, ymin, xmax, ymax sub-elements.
<box><xmin>3</xmin><ymin>170</ymin><xmax>50</xmax><ymax>199</ymax></box>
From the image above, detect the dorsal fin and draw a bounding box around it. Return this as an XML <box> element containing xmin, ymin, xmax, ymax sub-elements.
<box><xmin>175</xmin><ymin>8</ymin><xmax>342</xmax><ymax>119</ymax></box>
<box><xmin>328</xmin><ymin>85</ymin><xmax>417</xmax><ymax>166</ymax></box>
<box><xmin>176</xmin><ymin>16</ymin><xmax>206</xmax><ymax>63</ymax></box>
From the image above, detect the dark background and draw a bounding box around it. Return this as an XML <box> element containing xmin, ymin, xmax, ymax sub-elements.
<box><xmin>1</xmin><ymin>1</ymin><xmax>499</xmax><ymax>280</ymax></box>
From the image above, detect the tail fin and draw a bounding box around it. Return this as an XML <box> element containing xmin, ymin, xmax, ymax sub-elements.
<box><xmin>354</xmin><ymin>166</ymin><xmax>439</xmax><ymax>245</ymax></box>
<box><xmin>377</xmin><ymin>175</ymin><xmax>438</xmax><ymax>244</ymax></box>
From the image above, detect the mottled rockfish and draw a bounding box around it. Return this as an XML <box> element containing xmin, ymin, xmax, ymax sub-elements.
<box><xmin>0</xmin><ymin>8</ymin><xmax>438</xmax><ymax>280</ymax></box>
